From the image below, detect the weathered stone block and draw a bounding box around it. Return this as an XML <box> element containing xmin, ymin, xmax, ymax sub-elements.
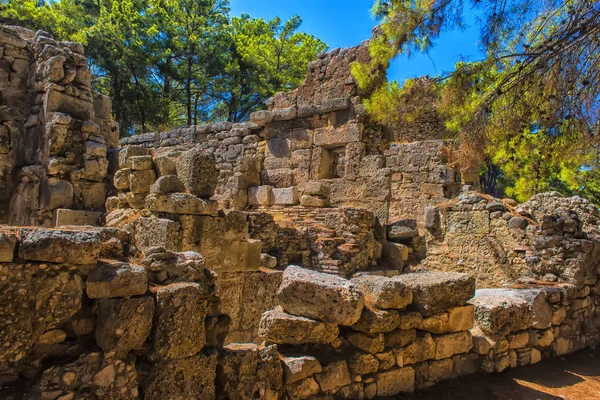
<box><xmin>347</xmin><ymin>332</ymin><xmax>385</xmax><ymax>353</ymax></box>
<box><xmin>282</xmin><ymin>356</ymin><xmax>322</xmax><ymax>384</ymax></box>
<box><xmin>95</xmin><ymin>297</ymin><xmax>154</xmax><ymax>357</ymax></box>
<box><xmin>348</xmin><ymin>352</ymin><xmax>379</xmax><ymax>375</ymax></box>
<box><xmin>18</xmin><ymin>228</ymin><xmax>101</xmax><ymax>264</ymax></box>
<box><xmin>44</xmin><ymin>89</ymin><xmax>93</xmax><ymax>120</ymax></box>
<box><xmin>300</xmin><ymin>195</ymin><xmax>329</xmax><ymax>207</ymax></box>
<box><xmin>471</xmin><ymin>289</ymin><xmax>534</xmax><ymax>335</ymax></box>
<box><xmin>146</xmin><ymin>193</ymin><xmax>218</xmax><ymax>216</ymax></box>
<box><xmin>176</xmin><ymin>147</ymin><xmax>217</xmax><ymax>198</ymax></box>
<box><xmin>248</xmin><ymin>185</ymin><xmax>273</xmax><ymax>206</ymax></box>
<box><xmin>352</xmin><ymin>306</ymin><xmax>400</xmax><ymax>333</ymax></box>
<box><xmin>150</xmin><ymin>175</ymin><xmax>185</xmax><ymax>194</ymax></box>
<box><xmin>428</xmin><ymin>358</ymin><xmax>454</xmax><ymax>382</ymax></box>
<box><xmin>351</xmin><ymin>275</ymin><xmax>413</xmax><ymax>310</ymax></box>
<box><xmin>129</xmin><ymin>155</ymin><xmax>153</xmax><ymax>170</ymax></box>
<box><xmin>258</xmin><ymin>308</ymin><xmax>339</xmax><ymax>345</ymax></box>
<box><xmin>277</xmin><ymin>265</ymin><xmax>364</xmax><ymax>325</ymax></box>
<box><xmin>313</xmin><ymin>122</ymin><xmax>361</xmax><ymax>147</ymax></box>
<box><xmin>446</xmin><ymin>210</ymin><xmax>490</xmax><ymax>234</ymax></box>
<box><xmin>433</xmin><ymin>331</ymin><xmax>473</xmax><ymax>359</ymax></box>
<box><xmin>217</xmin><ymin>344</ymin><xmax>282</xmax><ymax>399</ymax></box>
<box><xmin>84</xmin><ymin>141</ymin><xmax>107</xmax><ymax>158</ymax></box>
<box><xmin>129</xmin><ymin>169</ymin><xmax>156</xmax><ymax>194</ymax></box>
<box><xmin>152</xmin><ymin>282</ymin><xmax>208</xmax><ymax>360</ymax></box>
<box><xmin>387</xmin><ymin>219</ymin><xmax>418</xmax><ymax>241</ymax></box>
<box><xmin>376</xmin><ymin>367</ymin><xmax>415</xmax><ymax>396</ymax></box>
<box><xmin>41</xmin><ymin>179</ymin><xmax>74</xmax><ymax>210</ymax></box>
<box><xmin>55</xmin><ymin>209</ymin><xmax>102</xmax><ymax>227</ymax></box>
<box><xmin>144</xmin><ymin>353</ymin><xmax>217</xmax><ymax>400</ymax></box>
<box><xmin>136</xmin><ymin>217</ymin><xmax>181</xmax><ymax>252</ymax></box>
<box><xmin>403</xmin><ymin>333</ymin><xmax>436</xmax><ymax>365</ymax></box>
<box><xmin>393</xmin><ymin>272</ymin><xmax>475</xmax><ymax>316</ymax></box>
<box><xmin>113</xmin><ymin>168</ymin><xmax>131</xmax><ymax>190</ymax></box>
<box><xmin>385</xmin><ymin>329</ymin><xmax>416</xmax><ymax>348</ymax></box>
<box><xmin>447</xmin><ymin>305</ymin><xmax>475</xmax><ymax>332</ymax></box>
<box><xmin>0</xmin><ymin>231</ymin><xmax>17</xmax><ymax>262</ymax></box>
<box><xmin>272</xmin><ymin>186</ymin><xmax>299</xmax><ymax>205</ymax></box>
<box><xmin>261</xmin><ymin>168</ymin><xmax>294</xmax><ymax>188</ymax></box>
<box><xmin>86</xmin><ymin>263</ymin><xmax>148</xmax><ymax>299</ymax></box>
<box><xmin>303</xmin><ymin>181</ymin><xmax>330</xmax><ymax>197</ymax></box>
<box><xmin>314</xmin><ymin>360</ymin><xmax>352</xmax><ymax>392</ymax></box>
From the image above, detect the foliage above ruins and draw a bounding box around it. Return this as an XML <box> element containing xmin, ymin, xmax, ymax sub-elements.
<box><xmin>354</xmin><ymin>0</ymin><xmax>600</xmax><ymax>203</ymax></box>
<box><xmin>1</xmin><ymin>0</ymin><xmax>327</xmax><ymax>135</ymax></box>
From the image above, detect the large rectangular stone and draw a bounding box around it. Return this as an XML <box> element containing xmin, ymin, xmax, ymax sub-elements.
<box><xmin>136</xmin><ymin>217</ymin><xmax>181</xmax><ymax>252</ymax></box>
<box><xmin>272</xmin><ymin>187</ymin><xmax>299</xmax><ymax>205</ymax></box>
<box><xmin>55</xmin><ymin>209</ymin><xmax>103</xmax><ymax>227</ymax></box>
<box><xmin>258</xmin><ymin>308</ymin><xmax>338</xmax><ymax>345</ymax></box>
<box><xmin>376</xmin><ymin>367</ymin><xmax>415</xmax><ymax>396</ymax></box>
<box><xmin>44</xmin><ymin>89</ymin><xmax>94</xmax><ymax>121</ymax></box>
<box><xmin>152</xmin><ymin>283</ymin><xmax>208</xmax><ymax>360</ymax></box>
<box><xmin>393</xmin><ymin>272</ymin><xmax>475</xmax><ymax>316</ymax></box>
<box><xmin>313</xmin><ymin>122</ymin><xmax>362</xmax><ymax>147</ymax></box>
<box><xmin>86</xmin><ymin>263</ymin><xmax>148</xmax><ymax>298</ymax></box>
<box><xmin>18</xmin><ymin>228</ymin><xmax>101</xmax><ymax>265</ymax></box>
<box><xmin>277</xmin><ymin>266</ymin><xmax>364</xmax><ymax>326</ymax></box>
<box><xmin>470</xmin><ymin>289</ymin><xmax>534</xmax><ymax>335</ymax></box>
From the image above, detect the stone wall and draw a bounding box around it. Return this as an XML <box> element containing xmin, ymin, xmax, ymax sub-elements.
<box><xmin>257</xmin><ymin>266</ymin><xmax>600</xmax><ymax>399</ymax></box>
<box><xmin>0</xmin><ymin>25</ymin><xmax>118</xmax><ymax>227</ymax></box>
<box><xmin>423</xmin><ymin>192</ymin><xmax>600</xmax><ymax>288</ymax></box>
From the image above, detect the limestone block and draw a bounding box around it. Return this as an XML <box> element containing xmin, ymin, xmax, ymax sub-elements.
<box><xmin>250</xmin><ymin>110</ymin><xmax>273</xmax><ymax>126</ymax></box>
<box><xmin>421</xmin><ymin>313</ymin><xmax>450</xmax><ymax>334</ymax></box>
<box><xmin>153</xmin><ymin>155</ymin><xmax>177</xmax><ymax>176</ymax></box>
<box><xmin>272</xmin><ymin>186</ymin><xmax>298</xmax><ymax>205</ymax></box>
<box><xmin>447</xmin><ymin>305</ymin><xmax>475</xmax><ymax>332</ymax></box>
<box><xmin>129</xmin><ymin>169</ymin><xmax>156</xmax><ymax>194</ymax></box>
<box><xmin>387</xmin><ymin>219</ymin><xmax>419</xmax><ymax>241</ymax></box>
<box><xmin>260</xmin><ymin>253</ymin><xmax>278</xmax><ymax>269</ymax></box>
<box><xmin>452</xmin><ymin>353</ymin><xmax>479</xmax><ymax>376</ymax></box>
<box><xmin>471</xmin><ymin>327</ymin><xmax>496</xmax><ymax>354</ymax></box>
<box><xmin>393</xmin><ymin>272</ymin><xmax>475</xmax><ymax>316</ymax></box>
<box><xmin>75</xmin><ymin>181</ymin><xmax>106</xmax><ymax>210</ymax></box>
<box><xmin>282</xmin><ymin>356</ymin><xmax>322</xmax><ymax>384</ymax></box>
<box><xmin>129</xmin><ymin>155</ymin><xmax>153</xmax><ymax>170</ymax></box>
<box><xmin>398</xmin><ymin>311</ymin><xmax>422</xmax><ymax>330</ymax></box>
<box><xmin>494</xmin><ymin>288</ymin><xmax>553</xmax><ymax>330</ymax></box>
<box><xmin>0</xmin><ymin>231</ymin><xmax>17</xmax><ymax>262</ymax></box>
<box><xmin>508</xmin><ymin>331</ymin><xmax>530</xmax><ymax>349</ymax></box>
<box><xmin>382</xmin><ymin>241</ymin><xmax>409</xmax><ymax>269</ymax></box>
<box><xmin>351</xmin><ymin>275</ymin><xmax>413</xmax><ymax>310</ymax></box>
<box><xmin>403</xmin><ymin>333</ymin><xmax>436</xmax><ymax>364</ymax></box>
<box><xmin>248</xmin><ymin>186</ymin><xmax>273</xmax><ymax>206</ymax></box>
<box><xmin>44</xmin><ymin>89</ymin><xmax>94</xmax><ymax>120</ymax></box>
<box><xmin>433</xmin><ymin>331</ymin><xmax>473</xmax><ymax>359</ymax></box>
<box><xmin>86</xmin><ymin>263</ymin><xmax>147</xmax><ymax>298</ymax></box>
<box><xmin>313</xmin><ymin>122</ymin><xmax>362</xmax><ymax>147</ymax></box>
<box><xmin>303</xmin><ymin>181</ymin><xmax>330</xmax><ymax>198</ymax></box>
<box><xmin>216</xmin><ymin>344</ymin><xmax>282</xmax><ymax>399</ymax></box>
<box><xmin>81</xmin><ymin>158</ymin><xmax>109</xmax><ymax>182</ymax></box>
<box><xmin>136</xmin><ymin>217</ymin><xmax>181</xmax><ymax>252</ymax></box>
<box><xmin>41</xmin><ymin>179</ymin><xmax>74</xmax><ymax>210</ymax></box>
<box><xmin>277</xmin><ymin>265</ymin><xmax>364</xmax><ymax>325</ymax></box>
<box><xmin>261</xmin><ymin>168</ymin><xmax>294</xmax><ymax>188</ymax></box>
<box><xmin>144</xmin><ymin>353</ymin><xmax>217</xmax><ymax>400</ymax></box>
<box><xmin>300</xmin><ymin>195</ymin><xmax>329</xmax><ymax>207</ymax></box>
<box><xmin>385</xmin><ymin>329</ymin><xmax>416</xmax><ymax>348</ymax></box>
<box><xmin>258</xmin><ymin>308</ymin><xmax>338</xmax><ymax>345</ymax></box>
<box><xmin>150</xmin><ymin>175</ymin><xmax>186</xmax><ymax>194</ymax></box>
<box><xmin>126</xmin><ymin>191</ymin><xmax>147</xmax><ymax>209</ymax></box>
<box><xmin>84</xmin><ymin>141</ymin><xmax>107</xmax><ymax>158</ymax></box>
<box><xmin>152</xmin><ymin>282</ymin><xmax>208</xmax><ymax>360</ymax></box>
<box><xmin>119</xmin><ymin>146</ymin><xmax>149</xmax><ymax>169</ymax></box>
<box><xmin>95</xmin><ymin>297</ymin><xmax>154</xmax><ymax>357</ymax></box>
<box><xmin>322</xmin><ymin>97</ymin><xmax>350</xmax><ymax>112</ymax></box>
<box><xmin>471</xmin><ymin>289</ymin><xmax>534</xmax><ymax>335</ymax></box>
<box><xmin>55</xmin><ymin>209</ymin><xmax>102</xmax><ymax>227</ymax></box>
<box><xmin>314</xmin><ymin>360</ymin><xmax>352</xmax><ymax>392</ymax></box>
<box><xmin>348</xmin><ymin>352</ymin><xmax>379</xmax><ymax>375</ymax></box>
<box><xmin>18</xmin><ymin>228</ymin><xmax>101</xmax><ymax>264</ymax></box>
<box><xmin>347</xmin><ymin>332</ymin><xmax>385</xmax><ymax>353</ymax></box>
<box><xmin>530</xmin><ymin>348</ymin><xmax>542</xmax><ymax>364</ymax></box>
<box><xmin>352</xmin><ymin>306</ymin><xmax>401</xmax><ymax>333</ymax></box>
<box><xmin>176</xmin><ymin>147</ymin><xmax>217</xmax><ymax>198</ymax></box>
<box><xmin>146</xmin><ymin>193</ymin><xmax>218</xmax><ymax>216</ymax></box>
<box><xmin>113</xmin><ymin>168</ymin><xmax>131</xmax><ymax>191</ymax></box>
<box><xmin>424</xmin><ymin>206</ymin><xmax>441</xmax><ymax>231</ymax></box>
<box><xmin>287</xmin><ymin>377</ymin><xmax>320</xmax><ymax>400</ymax></box>
<box><xmin>376</xmin><ymin>367</ymin><xmax>415</xmax><ymax>397</ymax></box>
<box><xmin>428</xmin><ymin>358</ymin><xmax>454</xmax><ymax>382</ymax></box>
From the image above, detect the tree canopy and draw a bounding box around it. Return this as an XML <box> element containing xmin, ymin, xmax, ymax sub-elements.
<box><xmin>356</xmin><ymin>0</ymin><xmax>599</xmax><ymax>203</ymax></box>
<box><xmin>1</xmin><ymin>0</ymin><xmax>327</xmax><ymax>135</ymax></box>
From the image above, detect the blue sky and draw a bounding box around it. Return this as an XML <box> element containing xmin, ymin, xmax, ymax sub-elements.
<box><xmin>229</xmin><ymin>0</ymin><xmax>483</xmax><ymax>82</ymax></box>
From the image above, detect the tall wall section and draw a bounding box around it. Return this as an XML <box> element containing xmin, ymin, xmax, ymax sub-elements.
<box><xmin>0</xmin><ymin>25</ymin><xmax>118</xmax><ymax>227</ymax></box>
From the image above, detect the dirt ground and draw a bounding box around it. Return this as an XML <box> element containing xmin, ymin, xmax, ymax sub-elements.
<box><xmin>398</xmin><ymin>347</ymin><xmax>600</xmax><ymax>400</ymax></box>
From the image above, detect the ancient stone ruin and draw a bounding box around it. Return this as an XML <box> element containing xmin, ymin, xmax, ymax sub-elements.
<box><xmin>1</xmin><ymin>25</ymin><xmax>599</xmax><ymax>399</ymax></box>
